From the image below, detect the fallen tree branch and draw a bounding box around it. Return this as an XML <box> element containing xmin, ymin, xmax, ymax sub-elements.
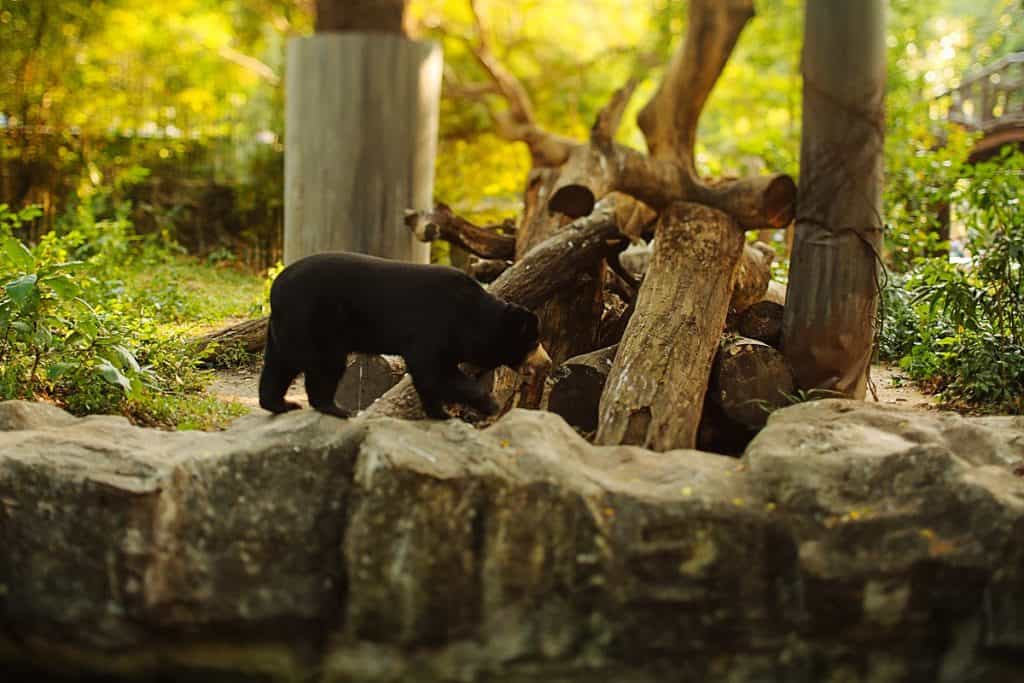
<box><xmin>404</xmin><ymin>203</ymin><xmax>516</xmax><ymax>259</ymax></box>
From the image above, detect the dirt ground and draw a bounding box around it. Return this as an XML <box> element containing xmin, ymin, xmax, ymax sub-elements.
<box><xmin>210</xmin><ymin>362</ymin><xmax>938</xmax><ymax>418</ymax></box>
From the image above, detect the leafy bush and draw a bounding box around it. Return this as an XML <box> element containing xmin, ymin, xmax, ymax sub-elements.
<box><xmin>1</xmin><ymin>200</ymin><xmax>246</xmax><ymax>429</ymax></box>
<box><xmin>878</xmin><ymin>149</ymin><xmax>1024</xmax><ymax>412</ymax></box>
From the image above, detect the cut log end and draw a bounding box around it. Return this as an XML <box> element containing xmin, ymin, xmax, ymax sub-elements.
<box><xmin>764</xmin><ymin>174</ymin><xmax>798</xmax><ymax>228</ymax></box>
<box><xmin>737</xmin><ymin>300</ymin><xmax>785</xmax><ymax>347</ymax></box>
<box><xmin>711</xmin><ymin>336</ymin><xmax>795</xmax><ymax>430</ymax></box>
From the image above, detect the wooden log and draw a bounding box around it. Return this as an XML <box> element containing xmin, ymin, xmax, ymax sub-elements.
<box><xmin>515</xmin><ymin>168</ymin><xmax>603</xmax><ymax>365</ymax></box>
<box><xmin>763</xmin><ymin>280</ymin><xmax>787</xmax><ymax>306</ymax></box>
<box><xmin>363</xmin><ymin>198</ymin><xmax>623</xmax><ymax>419</ymax></box>
<box><xmin>730</xmin><ymin>241</ymin><xmax>774</xmax><ymax>314</ymax></box>
<box><xmin>335</xmin><ymin>354</ymin><xmax>406</xmax><ymax>414</ymax></box>
<box><xmin>284</xmin><ymin>34</ymin><xmax>441</xmax><ymax>264</ymax></box>
<box><xmin>467</xmin><ymin>256</ymin><xmax>511</xmax><ymax>283</ymax></box>
<box><xmin>547</xmin><ymin>345</ymin><xmax>618</xmax><ymax>433</ymax></box>
<box><xmin>596</xmin><ymin>202</ymin><xmax>745</xmax><ymax>451</ymax></box>
<box><xmin>193</xmin><ymin>318</ymin><xmax>269</xmax><ymax>366</ymax></box>
<box><xmin>737</xmin><ymin>300</ymin><xmax>785</xmax><ymax>347</ymax></box>
<box><xmin>710</xmin><ymin>336</ymin><xmax>795</xmax><ymax>430</ymax></box>
<box><xmin>597</xmin><ymin>294</ymin><xmax>633</xmax><ymax>349</ymax></box>
<box><xmin>404</xmin><ymin>204</ymin><xmax>516</xmax><ymax>260</ymax></box>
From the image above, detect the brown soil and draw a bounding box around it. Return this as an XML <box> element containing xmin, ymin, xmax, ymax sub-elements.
<box><xmin>210</xmin><ymin>362</ymin><xmax>939</xmax><ymax>418</ymax></box>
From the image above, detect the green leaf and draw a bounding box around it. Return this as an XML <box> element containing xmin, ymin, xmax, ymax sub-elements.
<box><xmin>110</xmin><ymin>344</ymin><xmax>141</xmax><ymax>373</ymax></box>
<box><xmin>32</xmin><ymin>326</ymin><xmax>53</xmax><ymax>349</ymax></box>
<box><xmin>96</xmin><ymin>359</ymin><xmax>132</xmax><ymax>394</ymax></box>
<box><xmin>5</xmin><ymin>273</ymin><xmax>38</xmax><ymax>308</ymax></box>
<box><xmin>1</xmin><ymin>236</ymin><xmax>34</xmax><ymax>271</ymax></box>
<box><xmin>41</xmin><ymin>274</ymin><xmax>80</xmax><ymax>300</ymax></box>
<box><xmin>47</xmin><ymin>362</ymin><xmax>79</xmax><ymax>380</ymax></box>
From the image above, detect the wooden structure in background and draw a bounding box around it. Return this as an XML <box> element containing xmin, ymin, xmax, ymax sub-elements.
<box><xmin>944</xmin><ymin>51</ymin><xmax>1024</xmax><ymax>162</ymax></box>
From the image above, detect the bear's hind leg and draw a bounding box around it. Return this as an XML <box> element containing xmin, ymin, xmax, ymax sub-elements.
<box><xmin>304</xmin><ymin>354</ymin><xmax>351</xmax><ymax>418</ymax></box>
<box><xmin>259</xmin><ymin>330</ymin><xmax>302</xmax><ymax>414</ymax></box>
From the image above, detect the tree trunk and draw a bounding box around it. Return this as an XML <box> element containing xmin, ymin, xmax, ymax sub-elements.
<box><xmin>547</xmin><ymin>345</ymin><xmax>618</xmax><ymax>433</ymax></box>
<box><xmin>364</xmin><ymin>199</ymin><xmax>623</xmax><ymax>419</ymax></box>
<box><xmin>710</xmin><ymin>336</ymin><xmax>795</xmax><ymax>430</ymax></box>
<box><xmin>596</xmin><ymin>202</ymin><xmax>744</xmax><ymax>451</ymax></box>
<box><xmin>316</xmin><ymin>0</ymin><xmax>408</xmax><ymax>34</ymax></box>
<box><xmin>782</xmin><ymin>0</ymin><xmax>886</xmax><ymax>398</ymax></box>
<box><xmin>284</xmin><ymin>34</ymin><xmax>441</xmax><ymax>264</ymax></box>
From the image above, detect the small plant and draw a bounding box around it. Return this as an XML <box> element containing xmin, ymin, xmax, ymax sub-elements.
<box><xmin>1</xmin><ymin>199</ymin><xmax>247</xmax><ymax>429</ymax></box>
<box><xmin>878</xmin><ymin>149</ymin><xmax>1024</xmax><ymax>413</ymax></box>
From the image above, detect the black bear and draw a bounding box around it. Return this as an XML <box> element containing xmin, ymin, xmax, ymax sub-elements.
<box><xmin>258</xmin><ymin>251</ymin><xmax>549</xmax><ymax>419</ymax></box>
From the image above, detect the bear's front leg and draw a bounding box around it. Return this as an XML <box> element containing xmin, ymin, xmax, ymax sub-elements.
<box><xmin>445</xmin><ymin>368</ymin><xmax>499</xmax><ymax>416</ymax></box>
<box><xmin>406</xmin><ymin>360</ymin><xmax>451</xmax><ymax>419</ymax></box>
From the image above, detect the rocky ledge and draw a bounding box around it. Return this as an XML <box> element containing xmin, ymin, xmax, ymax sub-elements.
<box><xmin>1</xmin><ymin>399</ymin><xmax>1023</xmax><ymax>682</ymax></box>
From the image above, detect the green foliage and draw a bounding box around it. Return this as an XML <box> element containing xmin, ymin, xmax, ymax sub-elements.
<box><xmin>878</xmin><ymin>150</ymin><xmax>1024</xmax><ymax>412</ymax></box>
<box><xmin>0</xmin><ymin>199</ymin><xmax>249</xmax><ymax>429</ymax></box>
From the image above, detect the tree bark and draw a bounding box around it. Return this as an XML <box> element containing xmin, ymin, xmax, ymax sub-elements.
<box><xmin>316</xmin><ymin>0</ymin><xmax>408</xmax><ymax>34</ymax></box>
<box><xmin>782</xmin><ymin>0</ymin><xmax>886</xmax><ymax>398</ymax></box>
<box><xmin>596</xmin><ymin>202</ymin><xmax>745</xmax><ymax>451</ymax></box>
<box><xmin>363</xmin><ymin>199</ymin><xmax>623</xmax><ymax>419</ymax></box>
<box><xmin>405</xmin><ymin>204</ymin><xmax>516</xmax><ymax>260</ymax></box>
<box><xmin>516</xmin><ymin>169</ymin><xmax>602</xmax><ymax>365</ymax></box>
<box><xmin>730</xmin><ymin>241</ymin><xmax>774</xmax><ymax>314</ymax></box>
<box><xmin>467</xmin><ymin>256</ymin><xmax>511</xmax><ymax>283</ymax></box>
<box><xmin>710</xmin><ymin>336</ymin><xmax>795</xmax><ymax>430</ymax></box>
<box><xmin>547</xmin><ymin>345</ymin><xmax>618</xmax><ymax>433</ymax></box>
<box><xmin>284</xmin><ymin>34</ymin><xmax>441</xmax><ymax>264</ymax></box>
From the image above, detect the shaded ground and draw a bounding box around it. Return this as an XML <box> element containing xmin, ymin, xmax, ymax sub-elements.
<box><xmin>210</xmin><ymin>362</ymin><xmax>939</xmax><ymax>418</ymax></box>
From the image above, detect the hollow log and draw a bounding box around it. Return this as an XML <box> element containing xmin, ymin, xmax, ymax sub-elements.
<box><xmin>193</xmin><ymin>318</ymin><xmax>269</xmax><ymax>366</ymax></box>
<box><xmin>737</xmin><ymin>300</ymin><xmax>785</xmax><ymax>347</ymax></box>
<box><xmin>711</xmin><ymin>336</ymin><xmax>795</xmax><ymax>430</ymax></box>
<box><xmin>364</xmin><ymin>198</ymin><xmax>623</xmax><ymax>419</ymax></box>
<box><xmin>547</xmin><ymin>345</ymin><xmax>618</xmax><ymax>433</ymax></box>
<box><xmin>404</xmin><ymin>204</ymin><xmax>516</xmax><ymax>260</ymax></box>
<box><xmin>596</xmin><ymin>202</ymin><xmax>745</xmax><ymax>451</ymax></box>
<box><xmin>467</xmin><ymin>256</ymin><xmax>511</xmax><ymax>283</ymax></box>
<box><xmin>335</xmin><ymin>354</ymin><xmax>406</xmax><ymax>414</ymax></box>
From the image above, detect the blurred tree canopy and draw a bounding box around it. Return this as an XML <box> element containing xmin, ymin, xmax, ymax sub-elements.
<box><xmin>1</xmin><ymin>0</ymin><xmax>1020</xmax><ymax>259</ymax></box>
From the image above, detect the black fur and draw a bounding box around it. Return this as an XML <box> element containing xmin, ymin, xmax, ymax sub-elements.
<box><xmin>258</xmin><ymin>252</ymin><xmax>540</xmax><ymax>419</ymax></box>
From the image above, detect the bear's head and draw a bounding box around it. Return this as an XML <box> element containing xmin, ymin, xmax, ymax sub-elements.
<box><xmin>496</xmin><ymin>303</ymin><xmax>546</xmax><ymax>371</ymax></box>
